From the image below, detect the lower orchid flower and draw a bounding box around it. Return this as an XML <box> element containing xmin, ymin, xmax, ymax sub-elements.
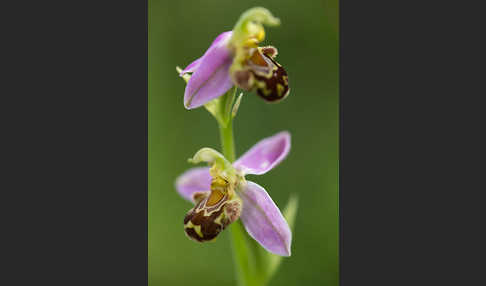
<box><xmin>179</xmin><ymin>7</ymin><xmax>290</xmax><ymax>109</ymax></box>
<box><xmin>175</xmin><ymin>131</ymin><xmax>292</xmax><ymax>256</ymax></box>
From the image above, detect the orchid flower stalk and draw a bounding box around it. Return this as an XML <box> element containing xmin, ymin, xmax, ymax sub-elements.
<box><xmin>174</xmin><ymin>7</ymin><xmax>297</xmax><ymax>286</ymax></box>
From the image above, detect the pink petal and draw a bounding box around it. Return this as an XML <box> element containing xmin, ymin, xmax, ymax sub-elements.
<box><xmin>233</xmin><ymin>131</ymin><xmax>291</xmax><ymax>175</ymax></box>
<box><xmin>184</xmin><ymin>31</ymin><xmax>234</xmax><ymax>109</ymax></box>
<box><xmin>174</xmin><ymin>167</ymin><xmax>211</xmax><ymax>203</ymax></box>
<box><xmin>179</xmin><ymin>57</ymin><xmax>202</xmax><ymax>76</ymax></box>
<box><xmin>239</xmin><ymin>181</ymin><xmax>291</xmax><ymax>256</ymax></box>
<box><xmin>180</xmin><ymin>31</ymin><xmax>230</xmax><ymax>75</ymax></box>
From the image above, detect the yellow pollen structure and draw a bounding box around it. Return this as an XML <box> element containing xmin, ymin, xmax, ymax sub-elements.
<box><xmin>243</xmin><ymin>38</ymin><xmax>259</xmax><ymax>48</ymax></box>
<box><xmin>242</xmin><ymin>27</ymin><xmax>265</xmax><ymax>49</ymax></box>
<box><xmin>257</xmin><ymin>28</ymin><xmax>265</xmax><ymax>42</ymax></box>
<box><xmin>210</xmin><ymin>177</ymin><xmax>228</xmax><ymax>193</ymax></box>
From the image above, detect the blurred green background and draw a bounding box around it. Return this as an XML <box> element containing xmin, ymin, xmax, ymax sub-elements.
<box><xmin>149</xmin><ymin>0</ymin><xmax>338</xmax><ymax>285</ymax></box>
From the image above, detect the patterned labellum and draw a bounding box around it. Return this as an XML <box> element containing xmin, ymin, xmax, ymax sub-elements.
<box><xmin>248</xmin><ymin>47</ymin><xmax>290</xmax><ymax>102</ymax></box>
<box><xmin>183</xmin><ymin>180</ymin><xmax>242</xmax><ymax>242</ymax></box>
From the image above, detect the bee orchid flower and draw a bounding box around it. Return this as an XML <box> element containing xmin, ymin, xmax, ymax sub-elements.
<box><xmin>175</xmin><ymin>131</ymin><xmax>292</xmax><ymax>256</ymax></box>
<box><xmin>179</xmin><ymin>7</ymin><xmax>290</xmax><ymax>109</ymax></box>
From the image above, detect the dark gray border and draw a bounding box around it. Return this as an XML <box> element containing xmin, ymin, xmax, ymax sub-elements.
<box><xmin>340</xmin><ymin>1</ymin><xmax>485</xmax><ymax>285</ymax></box>
<box><xmin>2</xmin><ymin>0</ymin><xmax>147</xmax><ymax>284</ymax></box>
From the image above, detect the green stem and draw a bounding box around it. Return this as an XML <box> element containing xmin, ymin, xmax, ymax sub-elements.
<box><xmin>217</xmin><ymin>92</ymin><xmax>265</xmax><ymax>286</ymax></box>
<box><xmin>218</xmin><ymin>118</ymin><xmax>235</xmax><ymax>162</ymax></box>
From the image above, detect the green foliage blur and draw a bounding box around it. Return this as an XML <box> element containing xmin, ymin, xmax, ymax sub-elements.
<box><xmin>149</xmin><ymin>1</ymin><xmax>338</xmax><ymax>285</ymax></box>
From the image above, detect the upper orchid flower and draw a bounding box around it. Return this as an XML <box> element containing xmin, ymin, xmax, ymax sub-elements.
<box><xmin>179</xmin><ymin>7</ymin><xmax>290</xmax><ymax>109</ymax></box>
<box><xmin>175</xmin><ymin>131</ymin><xmax>292</xmax><ymax>256</ymax></box>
